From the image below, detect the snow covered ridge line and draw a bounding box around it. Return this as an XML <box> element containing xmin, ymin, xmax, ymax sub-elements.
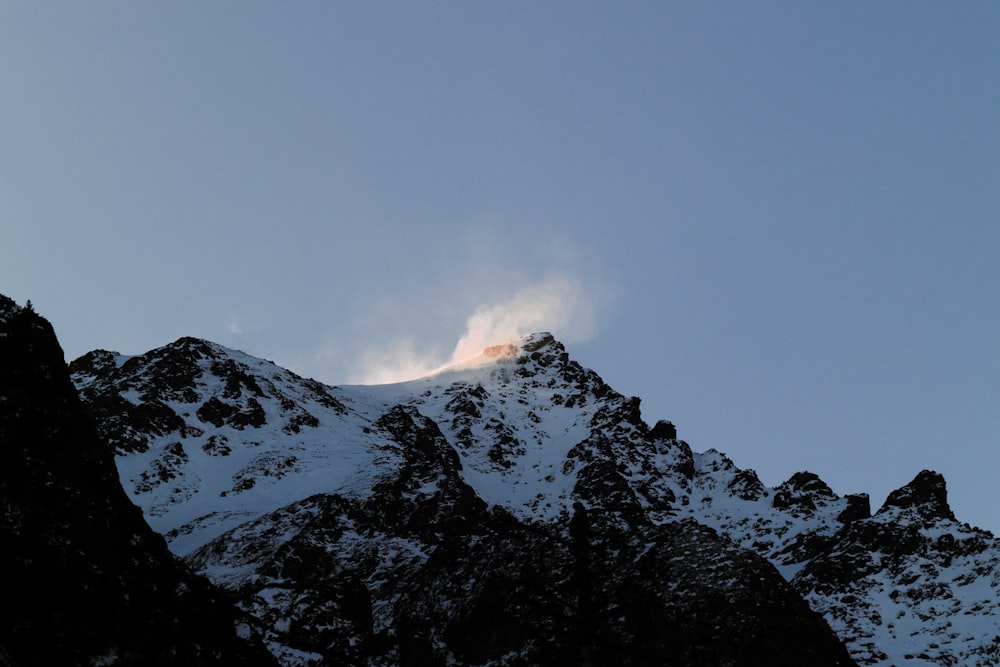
<box><xmin>69</xmin><ymin>330</ymin><xmax>1000</xmax><ymax>667</ymax></box>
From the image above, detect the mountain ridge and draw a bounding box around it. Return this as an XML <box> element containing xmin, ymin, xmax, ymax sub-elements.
<box><xmin>58</xmin><ymin>327</ymin><xmax>1000</xmax><ymax>665</ymax></box>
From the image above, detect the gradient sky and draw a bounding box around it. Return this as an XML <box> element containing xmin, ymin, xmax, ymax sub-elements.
<box><xmin>3</xmin><ymin>3</ymin><xmax>999</xmax><ymax>531</ymax></box>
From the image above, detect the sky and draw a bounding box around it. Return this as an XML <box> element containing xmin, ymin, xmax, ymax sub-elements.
<box><xmin>2</xmin><ymin>3</ymin><xmax>999</xmax><ymax>532</ymax></box>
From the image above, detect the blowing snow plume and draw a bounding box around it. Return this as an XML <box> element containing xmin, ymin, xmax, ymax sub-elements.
<box><xmin>353</xmin><ymin>275</ymin><xmax>599</xmax><ymax>384</ymax></box>
<box><xmin>449</xmin><ymin>275</ymin><xmax>593</xmax><ymax>361</ymax></box>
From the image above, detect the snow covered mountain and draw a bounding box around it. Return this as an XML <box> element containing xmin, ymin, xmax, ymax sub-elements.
<box><xmin>68</xmin><ymin>332</ymin><xmax>1000</xmax><ymax>666</ymax></box>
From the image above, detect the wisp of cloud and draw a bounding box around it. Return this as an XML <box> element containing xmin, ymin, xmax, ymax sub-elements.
<box><xmin>351</xmin><ymin>274</ymin><xmax>599</xmax><ymax>384</ymax></box>
<box><xmin>449</xmin><ymin>274</ymin><xmax>594</xmax><ymax>361</ymax></box>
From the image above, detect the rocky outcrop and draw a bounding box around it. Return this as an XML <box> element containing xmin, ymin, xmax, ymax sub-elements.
<box><xmin>791</xmin><ymin>470</ymin><xmax>998</xmax><ymax>666</ymax></box>
<box><xmin>877</xmin><ymin>469</ymin><xmax>955</xmax><ymax>522</ymax></box>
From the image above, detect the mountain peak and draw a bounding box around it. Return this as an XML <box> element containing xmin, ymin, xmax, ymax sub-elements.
<box><xmin>520</xmin><ymin>330</ymin><xmax>557</xmax><ymax>350</ymax></box>
<box><xmin>877</xmin><ymin>469</ymin><xmax>955</xmax><ymax>522</ymax></box>
<box><xmin>472</xmin><ymin>331</ymin><xmax>560</xmax><ymax>362</ymax></box>
<box><xmin>416</xmin><ymin>331</ymin><xmax>565</xmax><ymax>379</ymax></box>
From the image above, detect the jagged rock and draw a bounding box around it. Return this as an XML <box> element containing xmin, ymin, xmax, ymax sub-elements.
<box><xmin>728</xmin><ymin>468</ymin><xmax>766</xmax><ymax>501</ymax></box>
<box><xmin>650</xmin><ymin>419</ymin><xmax>677</xmax><ymax>440</ymax></box>
<box><xmin>773</xmin><ymin>471</ymin><xmax>836</xmax><ymax>512</ymax></box>
<box><xmin>197</xmin><ymin>395</ymin><xmax>236</xmax><ymax>427</ymax></box>
<box><xmin>877</xmin><ymin>469</ymin><xmax>955</xmax><ymax>522</ymax></box>
<box><xmin>792</xmin><ymin>471</ymin><xmax>997</xmax><ymax>666</ymax></box>
<box><xmin>835</xmin><ymin>493</ymin><xmax>871</xmax><ymax>523</ymax></box>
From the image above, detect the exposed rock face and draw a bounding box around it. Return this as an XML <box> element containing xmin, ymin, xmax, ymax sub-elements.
<box><xmin>878</xmin><ymin>469</ymin><xmax>954</xmax><ymax>522</ymax></box>
<box><xmin>0</xmin><ymin>295</ymin><xmax>275</xmax><ymax>666</ymax></box>
<box><xmin>792</xmin><ymin>470</ymin><xmax>999</xmax><ymax>666</ymax></box>
<box><xmin>184</xmin><ymin>421</ymin><xmax>854</xmax><ymax>666</ymax></box>
<box><xmin>64</xmin><ymin>324</ymin><xmax>1000</xmax><ymax>666</ymax></box>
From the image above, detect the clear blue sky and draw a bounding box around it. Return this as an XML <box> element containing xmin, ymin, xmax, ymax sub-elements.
<box><xmin>3</xmin><ymin>3</ymin><xmax>999</xmax><ymax>531</ymax></box>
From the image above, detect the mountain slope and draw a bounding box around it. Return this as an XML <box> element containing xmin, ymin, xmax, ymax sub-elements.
<box><xmin>71</xmin><ymin>333</ymin><xmax>854</xmax><ymax>665</ymax></box>
<box><xmin>0</xmin><ymin>296</ymin><xmax>276</xmax><ymax>666</ymax></box>
<box><xmin>793</xmin><ymin>471</ymin><xmax>1000</xmax><ymax>665</ymax></box>
<box><xmin>182</xmin><ymin>406</ymin><xmax>853</xmax><ymax>665</ymax></box>
<box><xmin>69</xmin><ymin>331</ymin><xmax>1000</xmax><ymax>666</ymax></box>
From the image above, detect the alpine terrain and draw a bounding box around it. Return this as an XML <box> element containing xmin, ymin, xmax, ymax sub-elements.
<box><xmin>67</xmin><ymin>327</ymin><xmax>1000</xmax><ymax>667</ymax></box>
<box><xmin>3</xmin><ymin>293</ymin><xmax>997</xmax><ymax>666</ymax></box>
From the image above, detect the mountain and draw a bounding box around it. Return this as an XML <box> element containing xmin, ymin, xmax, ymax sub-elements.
<box><xmin>0</xmin><ymin>296</ymin><xmax>277</xmax><ymax>666</ymax></box>
<box><xmin>66</xmin><ymin>330</ymin><xmax>1000</xmax><ymax>665</ymax></box>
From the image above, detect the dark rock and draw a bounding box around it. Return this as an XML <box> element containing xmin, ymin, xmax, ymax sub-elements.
<box><xmin>189</xmin><ymin>491</ymin><xmax>857</xmax><ymax>667</ymax></box>
<box><xmin>213</xmin><ymin>359</ymin><xmax>266</xmax><ymax>399</ymax></box>
<box><xmin>773</xmin><ymin>472</ymin><xmax>835</xmax><ymax>513</ymax></box>
<box><xmin>728</xmin><ymin>468</ymin><xmax>766</xmax><ymax>501</ymax></box>
<box><xmin>836</xmin><ymin>493</ymin><xmax>871</xmax><ymax>524</ymax></box>
<box><xmin>786</xmin><ymin>471</ymin><xmax>835</xmax><ymax>496</ymax></box>
<box><xmin>229</xmin><ymin>396</ymin><xmax>266</xmax><ymax>429</ymax></box>
<box><xmin>650</xmin><ymin>419</ymin><xmax>677</xmax><ymax>440</ymax></box>
<box><xmin>0</xmin><ymin>296</ymin><xmax>276</xmax><ymax>666</ymax></box>
<box><xmin>878</xmin><ymin>470</ymin><xmax>955</xmax><ymax>522</ymax></box>
<box><xmin>197</xmin><ymin>396</ymin><xmax>236</xmax><ymax>427</ymax></box>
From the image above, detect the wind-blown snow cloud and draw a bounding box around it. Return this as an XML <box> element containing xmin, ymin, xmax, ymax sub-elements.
<box><xmin>350</xmin><ymin>339</ymin><xmax>446</xmax><ymax>385</ymax></box>
<box><xmin>350</xmin><ymin>274</ymin><xmax>601</xmax><ymax>384</ymax></box>
<box><xmin>450</xmin><ymin>274</ymin><xmax>595</xmax><ymax>362</ymax></box>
